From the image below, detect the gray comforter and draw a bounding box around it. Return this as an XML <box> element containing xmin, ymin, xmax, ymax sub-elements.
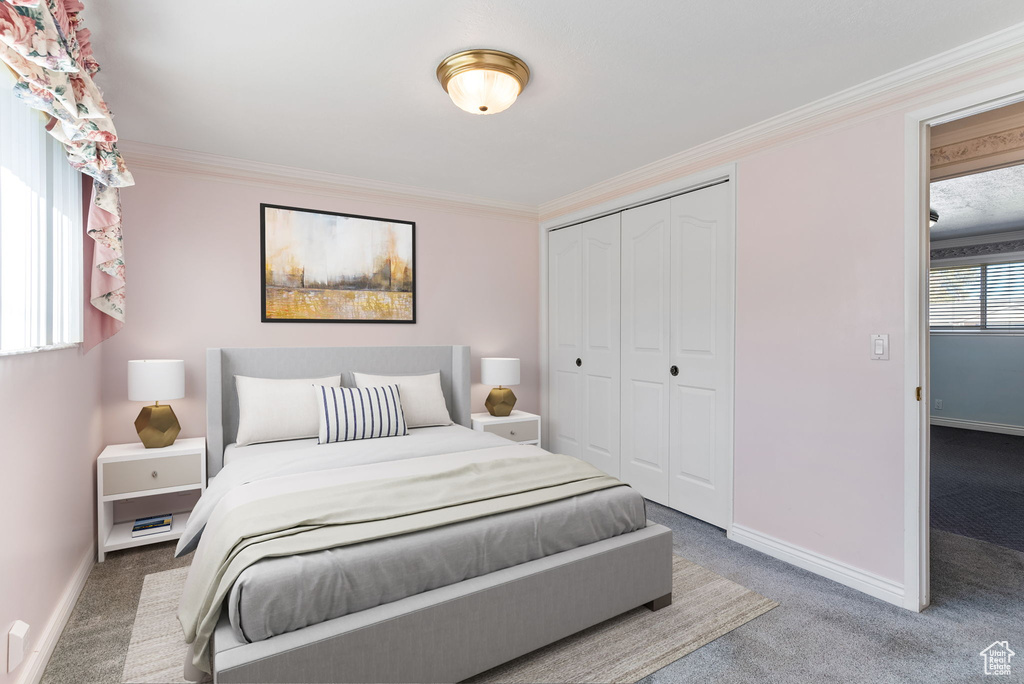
<box><xmin>228</xmin><ymin>485</ymin><xmax>646</xmax><ymax>643</ymax></box>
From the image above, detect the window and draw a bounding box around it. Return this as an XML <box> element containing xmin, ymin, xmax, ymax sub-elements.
<box><xmin>929</xmin><ymin>261</ymin><xmax>1024</xmax><ymax>330</ymax></box>
<box><xmin>0</xmin><ymin>72</ymin><xmax>83</xmax><ymax>353</ymax></box>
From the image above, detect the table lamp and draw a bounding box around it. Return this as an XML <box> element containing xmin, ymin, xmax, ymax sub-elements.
<box><xmin>481</xmin><ymin>357</ymin><xmax>520</xmax><ymax>417</ymax></box>
<box><xmin>128</xmin><ymin>359</ymin><xmax>185</xmax><ymax>448</ymax></box>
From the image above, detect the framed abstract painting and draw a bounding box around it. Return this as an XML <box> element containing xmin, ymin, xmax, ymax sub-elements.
<box><xmin>261</xmin><ymin>204</ymin><xmax>416</xmax><ymax>323</ymax></box>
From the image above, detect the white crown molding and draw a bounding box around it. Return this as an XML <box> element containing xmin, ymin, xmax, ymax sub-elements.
<box><xmin>540</xmin><ymin>21</ymin><xmax>1024</xmax><ymax>222</ymax></box>
<box><xmin>118</xmin><ymin>141</ymin><xmax>539</xmax><ymax>224</ymax></box>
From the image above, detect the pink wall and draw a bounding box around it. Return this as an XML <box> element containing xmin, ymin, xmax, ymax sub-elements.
<box><xmin>106</xmin><ymin>117</ymin><xmax>909</xmax><ymax>588</ymax></box>
<box><xmin>100</xmin><ymin>170</ymin><xmax>540</xmax><ymax>446</ymax></box>
<box><xmin>733</xmin><ymin>113</ymin><xmax>908</xmax><ymax>582</ymax></box>
<box><xmin>0</xmin><ymin>347</ymin><xmax>103</xmax><ymax>684</ymax></box>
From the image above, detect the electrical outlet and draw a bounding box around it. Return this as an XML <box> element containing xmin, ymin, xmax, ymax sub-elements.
<box><xmin>934</xmin><ymin>399</ymin><xmax>943</xmax><ymax>410</ymax></box>
<box><xmin>8</xmin><ymin>620</ymin><xmax>29</xmax><ymax>673</ymax></box>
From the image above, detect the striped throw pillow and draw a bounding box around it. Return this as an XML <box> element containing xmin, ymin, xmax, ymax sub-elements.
<box><xmin>316</xmin><ymin>384</ymin><xmax>408</xmax><ymax>444</ymax></box>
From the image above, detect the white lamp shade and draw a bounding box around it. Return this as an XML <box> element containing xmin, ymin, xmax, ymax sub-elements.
<box><xmin>481</xmin><ymin>357</ymin><xmax>520</xmax><ymax>387</ymax></box>
<box><xmin>128</xmin><ymin>360</ymin><xmax>185</xmax><ymax>402</ymax></box>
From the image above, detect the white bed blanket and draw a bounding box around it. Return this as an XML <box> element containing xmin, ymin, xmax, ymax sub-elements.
<box><xmin>176</xmin><ymin>425</ymin><xmax>510</xmax><ymax>556</ymax></box>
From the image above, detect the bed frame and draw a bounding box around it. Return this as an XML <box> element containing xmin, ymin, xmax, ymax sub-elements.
<box><xmin>202</xmin><ymin>345</ymin><xmax>673</xmax><ymax>683</ymax></box>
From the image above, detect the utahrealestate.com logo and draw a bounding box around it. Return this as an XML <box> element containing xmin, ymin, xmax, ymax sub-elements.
<box><xmin>980</xmin><ymin>641</ymin><xmax>1015</xmax><ymax>676</ymax></box>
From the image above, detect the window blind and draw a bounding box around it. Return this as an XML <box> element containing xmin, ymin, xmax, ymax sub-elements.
<box><xmin>929</xmin><ymin>261</ymin><xmax>1024</xmax><ymax>329</ymax></box>
<box><xmin>0</xmin><ymin>71</ymin><xmax>83</xmax><ymax>353</ymax></box>
<box><xmin>985</xmin><ymin>261</ymin><xmax>1024</xmax><ymax>328</ymax></box>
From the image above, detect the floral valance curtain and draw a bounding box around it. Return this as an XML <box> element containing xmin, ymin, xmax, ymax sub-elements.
<box><xmin>0</xmin><ymin>0</ymin><xmax>132</xmax><ymax>350</ymax></box>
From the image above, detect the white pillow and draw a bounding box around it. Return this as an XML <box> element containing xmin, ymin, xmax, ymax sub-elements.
<box><xmin>316</xmin><ymin>384</ymin><xmax>408</xmax><ymax>443</ymax></box>
<box><xmin>352</xmin><ymin>371</ymin><xmax>452</xmax><ymax>428</ymax></box>
<box><xmin>235</xmin><ymin>375</ymin><xmax>340</xmax><ymax>446</ymax></box>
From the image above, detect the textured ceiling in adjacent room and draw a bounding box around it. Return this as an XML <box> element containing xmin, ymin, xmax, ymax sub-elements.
<box><xmin>86</xmin><ymin>0</ymin><xmax>1024</xmax><ymax>206</ymax></box>
<box><xmin>931</xmin><ymin>165</ymin><xmax>1024</xmax><ymax>240</ymax></box>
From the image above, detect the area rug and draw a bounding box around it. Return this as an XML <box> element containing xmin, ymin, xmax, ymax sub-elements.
<box><xmin>469</xmin><ymin>555</ymin><xmax>777</xmax><ymax>683</ymax></box>
<box><xmin>121</xmin><ymin>567</ymin><xmax>193</xmax><ymax>683</ymax></box>
<box><xmin>122</xmin><ymin>556</ymin><xmax>777</xmax><ymax>684</ymax></box>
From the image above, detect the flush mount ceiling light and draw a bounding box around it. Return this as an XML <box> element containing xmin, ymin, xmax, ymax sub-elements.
<box><xmin>436</xmin><ymin>49</ymin><xmax>530</xmax><ymax>115</ymax></box>
<box><xmin>930</xmin><ymin>208</ymin><xmax>939</xmax><ymax>227</ymax></box>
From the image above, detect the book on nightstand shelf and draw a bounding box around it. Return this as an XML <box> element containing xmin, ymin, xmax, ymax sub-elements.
<box><xmin>131</xmin><ymin>514</ymin><xmax>172</xmax><ymax>538</ymax></box>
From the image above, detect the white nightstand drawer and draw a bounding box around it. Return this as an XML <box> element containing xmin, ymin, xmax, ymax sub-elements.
<box><xmin>102</xmin><ymin>451</ymin><xmax>202</xmax><ymax>496</ymax></box>
<box><xmin>482</xmin><ymin>420</ymin><xmax>539</xmax><ymax>443</ymax></box>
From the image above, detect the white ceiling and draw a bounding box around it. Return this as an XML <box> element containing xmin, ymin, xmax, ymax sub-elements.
<box><xmin>930</xmin><ymin>165</ymin><xmax>1024</xmax><ymax>240</ymax></box>
<box><xmin>87</xmin><ymin>0</ymin><xmax>1024</xmax><ymax>206</ymax></box>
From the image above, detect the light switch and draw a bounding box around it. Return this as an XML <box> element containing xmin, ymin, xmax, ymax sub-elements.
<box><xmin>870</xmin><ymin>334</ymin><xmax>889</xmax><ymax>360</ymax></box>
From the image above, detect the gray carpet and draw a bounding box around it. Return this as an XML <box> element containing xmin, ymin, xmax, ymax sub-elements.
<box><xmin>931</xmin><ymin>425</ymin><xmax>1024</xmax><ymax>552</ymax></box>
<box><xmin>40</xmin><ymin>541</ymin><xmax>190</xmax><ymax>684</ymax></box>
<box><xmin>640</xmin><ymin>502</ymin><xmax>1024</xmax><ymax>683</ymax></box>
<box><xmin>42</xmin><ymin>507</ymin><xmax>1024</xmax><ymax>683</ymax></box>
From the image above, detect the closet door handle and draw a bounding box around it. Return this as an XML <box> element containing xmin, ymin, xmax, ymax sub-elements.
<box><xmin>575</xmin><ymin>358</ymin><xmax>582</xmax><ymax>367</ymax></box>
<box><xmin>670</xmin><ymin>365</ymin><xmax>679</xmax><ymax>377</ymax></box>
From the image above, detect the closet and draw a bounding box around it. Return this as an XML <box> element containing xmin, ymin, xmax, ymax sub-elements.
<box><xmin>547</xmin><ymin>213</ymin><xmax>621</xmax><ymax>477</ymax></box>
<box><xmin>547</xmin><ymin>181</ymin><xmax>734</xmax><ymax>528</ymax></box>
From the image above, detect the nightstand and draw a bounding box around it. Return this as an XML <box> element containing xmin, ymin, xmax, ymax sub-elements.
<box><xmin>471</xmin><ymin>410</ymin><xmax>541</xmax><ymax>445</ymax></box>
<box><xmin>96</xmin><ymin>437</ymin><xmax>206</xmax><ymax>562</ymax></box>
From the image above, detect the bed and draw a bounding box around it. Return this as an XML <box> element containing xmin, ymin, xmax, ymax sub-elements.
<box><xmin>185</xmin><ymin>345</ymin><xmax>673</xmax><ymax>683</ymax></box>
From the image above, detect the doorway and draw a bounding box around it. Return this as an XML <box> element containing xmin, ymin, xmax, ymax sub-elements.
<box><xmin>907</xmin><ymin>89</ymin><xmax>1024</xmax><ymax>611</ymax></box>
<box><xmin>928</xmin><ymin>108</ymin><xmax>1024</xmax><ymax>549</ymax></box>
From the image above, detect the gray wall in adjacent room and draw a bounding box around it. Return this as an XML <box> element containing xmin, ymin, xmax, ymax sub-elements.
<box><xmin>930</xmin><ymin>333</ymin><xmax>1024</xmax><ymax>428</ymax></box>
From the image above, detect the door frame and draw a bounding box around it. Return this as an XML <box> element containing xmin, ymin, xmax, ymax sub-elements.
<box><xmin>903</xmin><ymin>80</ymin><xmax>1024</xmax><ymax>612</ymax></box>
<box><xmin>539</xmin><ymin>162</ymin><xmax>738</xmax><ymax>529</ymax></box>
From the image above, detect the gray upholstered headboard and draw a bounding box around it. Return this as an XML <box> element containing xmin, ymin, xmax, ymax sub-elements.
<box><xmin>206</xmin><ymin>345</ymin><xmax>472</xmax><ymax>477</ymax></box>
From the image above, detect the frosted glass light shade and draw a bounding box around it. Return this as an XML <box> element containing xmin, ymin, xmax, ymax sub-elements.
<box><xmin>446</xmin><ymin>69</ymin><xmax>521</xmax><ymax>115</ymax></box>
<box><xmin>128</xmin><ymin>359</ymin><xmax>185</xmax><ymax>402</ymax></box>
<box><xmin>436</xmin><ymin>49</ymin><xmax>530</xmax><ymax>116</ymax></box>
<box><xmin>481</xmin><ymin>357</ymin><xmax>520</xmax><ymax>387</ymax></box>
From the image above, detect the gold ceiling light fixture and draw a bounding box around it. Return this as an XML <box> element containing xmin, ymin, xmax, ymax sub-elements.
<box><xmin>436</xmin><ymin>49</ymin><xmax>530</xmax><ymax>115</ymax></box>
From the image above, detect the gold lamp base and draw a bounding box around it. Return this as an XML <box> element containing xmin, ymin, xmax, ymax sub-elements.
<box><xmin>485</xmin><ymin>386</ymin><xmax>517</xmax><ymax>417</ymax></box>
<box><xmin>135</xmin><ymin>404</ymin><xmax>181</xmax><ymax>449</ymax></box>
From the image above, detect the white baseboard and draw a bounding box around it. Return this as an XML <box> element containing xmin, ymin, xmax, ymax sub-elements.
<box><xmin>930</xmin><ymin>417</ymin><xmax>1024</xmax><ymax>437</ymax></box>
<box><xmin>728</xmin><ymin>524</ymin><xmax>905</xmax><ymax>607</ymax></box>
<box><xmin>14</xmin><ymin>547</ymin><xmax>93</xmax><ymax>684</ymax></box>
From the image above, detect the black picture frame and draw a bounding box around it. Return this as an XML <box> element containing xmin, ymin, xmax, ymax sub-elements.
<box><xmin>260</xmin><ymin>203</ymin><xmax>416</xmax><ymax>324</ymax></box>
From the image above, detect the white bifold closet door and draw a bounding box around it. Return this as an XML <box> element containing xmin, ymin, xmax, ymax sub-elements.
<box><xmin>619</xmin><ymin>199</ymin><xmax>672</xmax><ymax>502</ymax></box>
<box><xmin>620</xmin><ymin>182</ymin><xmax>734</xmax><ymax>527</ymax></box>
<box><xmin>547</xmin><ymin>214</ymin><xmax>621</xmax><ymax>476</ymax></box>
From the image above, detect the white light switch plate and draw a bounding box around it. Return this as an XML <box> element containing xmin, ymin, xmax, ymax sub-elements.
<box><xmin>870</xmin><ymin>334</ymin><xmax>889</xmax><ymax>360</ymax></box>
